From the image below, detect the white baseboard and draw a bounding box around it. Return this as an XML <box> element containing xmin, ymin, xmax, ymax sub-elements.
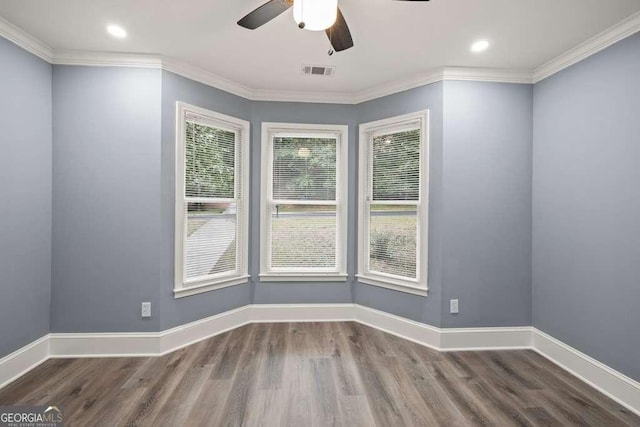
<box><xmin>159</xmin><ymin>305</ymin><xmax>252</xmax><ymax>355</ymax></box>
<box><xmin>48</xmin><ymin>306</ymin><xmax>254</xmax><ymax>358</ymax></box>
<box><xmin>0</xmin><ymin>335</ymin><xmax>49</xmax><ymax>389</ymax></box>
<box><xmin>440</xmin><ymin>326</ymin><xmax>532</xmax><ymax>351</ymax></box>
<box><xmin>533</xmin><ymin>328</ymin><xmax>640</xmax><ymax>416</ymax></box>
<box><xmin>49</xmin><ymin>332</ymin><xmax>162</xmax><ymax>358</ymax></box>
<box><xmin>47</xmin><ymin>304</ymin><xmax>353</xmax><ymax>358</ymax></box>
<box><xmin>2</xmin><ymin>304</ymin><xmax>638</xmax><ymax>416</ymax></box>
<box><xmin>252</xmin><ymin>303</ymin><xmax>355</xmax><ymax>323</ymax></box>
<box><xmin>352</xmin><ymin>305</ymin><xmax>532</xmax><ymax>352</ymax></box>
<box><xmin>353</xmin><ymin>305</ymin><xmax>441</xmax><ymax>350</ymax></box>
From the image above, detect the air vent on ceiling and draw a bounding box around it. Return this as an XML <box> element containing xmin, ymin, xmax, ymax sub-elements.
<box><xmin>302</xmin><ymin>65</ymin><xmax>335</xmax><ymax>77</ymax></box>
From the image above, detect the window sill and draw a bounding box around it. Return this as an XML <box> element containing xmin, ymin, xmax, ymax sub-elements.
<box><xmin>356</xmin><ymin>274</ymin><xmax>428</xmax><ymax>296</ymax></box>
<box><xmin>174</xmin><ymin>275</ymin><xmax>250</xmax><ymax>299</ymax></box>
<box><xmin>259</xmin><ymin>273</ymin><xmax>349</xmax><ymax>283</ymax></box>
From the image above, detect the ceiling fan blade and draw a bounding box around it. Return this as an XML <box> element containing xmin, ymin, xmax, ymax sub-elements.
<box><xmin>326</xmin><ymin>8</ymin><xmax>354</xmax><ymax>52</ymax></box>
<box><xmin>237</xmin><ymin>0</ymin><xmax>293</xmax><ymax>30</ymax></box>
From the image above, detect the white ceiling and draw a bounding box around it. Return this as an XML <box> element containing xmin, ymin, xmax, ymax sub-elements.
<box><xmin>1</xmin><ymin>0</ymin><xmax>639</xmax><ymax>93</ymax></box>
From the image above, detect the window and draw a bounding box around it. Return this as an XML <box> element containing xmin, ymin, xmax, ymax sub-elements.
<box><xmin>358</xmin><ymin>111</ymin><xmax>429</xmax><ymax>296</ymax></box>
<box><xmin>260</xmin><ymin>123</ymin><xmax>348</xmax><ymax>281</ymax></box>
<box><xmin>174</xmin><ymin>102</ymin><xmax>250</xmax><ymax>298</ymax></box>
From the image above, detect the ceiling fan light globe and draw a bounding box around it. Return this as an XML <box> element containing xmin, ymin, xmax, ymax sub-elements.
<box><xmin>293</xmin><ymin>0</ymin><xmax>338</xmax><ymax>31</ymax></box>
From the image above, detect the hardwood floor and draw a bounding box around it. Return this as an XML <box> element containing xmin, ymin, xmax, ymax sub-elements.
<box><xmin>0</xmin><ymin>322</ymin><xmax>637</xmax><ymax>426</ymax></box>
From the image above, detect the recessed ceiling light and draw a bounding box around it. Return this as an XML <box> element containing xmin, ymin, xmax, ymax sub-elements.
<box><xmin>471</xmin><ymin>40</ymin><xmax>489</xmax><ymax>53</ymax></box>
<box><xmin>106</xmin><ymin>24</ymin><xmax>127</xmax><ymax>39</ymax></box>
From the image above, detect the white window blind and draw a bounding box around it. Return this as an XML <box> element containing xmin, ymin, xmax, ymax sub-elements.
<box><xmin>358</xmin><ymin>111</ymin><xmax>429</xmax><ymax>295</ymax></box>
<box><xmin>175</xmin><ymin>103</ymin><xmax>249</xmax><ymax>297</ymax></box>
<box><xmin>261</xmin><ymin>124</ymin><xmax>348</xmax><ymax>280</ymax></box>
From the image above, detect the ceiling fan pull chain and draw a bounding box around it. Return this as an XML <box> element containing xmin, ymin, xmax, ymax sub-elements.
<box><xmin>328</xmin><ymin>26</ymin><xmax>334</xmax><ymax>56</ymax></box>
<box><xmin>298</xmin><ymin>0</ymin><xmax>306</xmax><ymax>28</ymax></box>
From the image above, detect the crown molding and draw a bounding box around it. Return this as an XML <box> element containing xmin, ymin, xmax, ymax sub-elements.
<box><xmin>352</xmin><ymin>67</ymin><xmax>533</xmax><ymax>104</ymax></box>
<box><xmin>0</xmin><ymin>15</ymin><xmax>52</xmax><ymax>62</ymax></box>
<box><xmin>52</xmin><ymin>50</ymin><xmax>162</xmax><ymax>68</ymax></box>
<box><xmin>442</xmin><ymin>66</ymin><xmax>533</xmax><ymax>84</ymax></box>
<box><xmin>534</xmin><ymin>10</ymin><xmax>640</xmax><ymax>82</ymax></box>
<box><xmin>49</xmin><ymin>50</ymin><xmax>255</xmax><ymax>100</ymax></box>
<box><xmin>351</xmin><ymin>69</ymin><xmax>445</xmax><ymax>104</ymax></box>
<box><xmin>2</xmin><ymin>10</ymin><xmax>639</xmax><ymax>102</ymax></box>
<box><xmin>251</xmin><ymin>88</ymin><xmax>356</xmax><ymax>104</ymax></box>
<box><xmin>161</xmin><ymin>57</ymin><xmax>255</xmax><ymax>100</ymax></box>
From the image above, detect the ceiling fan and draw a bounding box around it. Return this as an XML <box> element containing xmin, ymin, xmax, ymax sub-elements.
<box><xmin>238</xmin><ymin>0</ymin><xmax>430</xmax><ymax>55</ymax></box>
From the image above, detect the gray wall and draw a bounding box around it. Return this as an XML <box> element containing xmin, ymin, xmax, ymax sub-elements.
<box><xmin>51</xmin><ymin>66</ymin><xmax>163</xmax><ymax>332</ymax></box>
<box><xmin>355</xmin><ymin>83</ymin><xmax>445</xmax><ymax>326</ymax></box>
<box><xmin>354</xmin><ymin>81</ymin><xmax>533</xmax><ymax>328</ymax></box>
<box><xmin>48</xmin><ymin>69</ymin><xmax>358</xmax><ymax>333</ymax></box>
<box><xmin>250</xmin><ymin>101</ymin><xmax>357</xmax><ymax>305</ymax></box>
<box><xmin>16</xmin><ymin>60</ymin><xmax>534</xmax><ymax>338</ymax></box>
<box><xmin>0</xmin><ymin>37</ymin><xmax>52</xmax><ymax>357</ymax></box>
<box><xmin>442</xmin><ymin>81</ymin><xmax>533</xmax><ymax>327</ymax></box>
<box><xmin>533</xmin><ymin>33</ymin><xmax>640</xmax><ymax>381</ymax></box>
<box><xmin>159</xmin><ymin>71</ymin><xmax>252</xmax><ymax>330</ymax></box>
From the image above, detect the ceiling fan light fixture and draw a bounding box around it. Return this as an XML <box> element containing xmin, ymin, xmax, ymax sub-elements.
<box><xmin>471</xmin><ymin>40</ymin><xmax>490</xmax><ymax>53</ymax></box>
<box><xmin>293</xmin><ymin>0</ymin><xmax>338</xmax><ymax>31</ymax></box>
<box><xmin>106</xmin><ymin>24</ymin><xmax>127</xmax><ymax>39</ymax></box>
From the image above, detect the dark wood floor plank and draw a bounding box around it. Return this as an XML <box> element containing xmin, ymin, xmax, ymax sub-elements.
<box><xmin>379</xmin><ymin>354</ymin><xmax>441</xmax><ymax>426</ymax></box>
<box><xmin>23</xmin><ymin>358</ymin><xmax>110</xmax><ymax>407</ymax></box>
<box><xmin>431</xmin><ymin>358</ymin><xmax>497</xmax><ymax>426</ymax></box>
<box><xmin>281</xmin><ymin>325</ymin><xmax>314</xmax><ymax>426</ymax></box>
<box><xmin>388</xmin><ymin>335</ymin><xmax>467</xmax><ymax>426</ymax></box>
<box><xmin>467</xmin><ymin>377</ymin><xmax>535</xmax><ymax>427</ymax></box>
<box><xmin>150</xmin><ymin>364</ymin><xmax>213</xmax><ymax>426</ymax></box>
<box><xmin>259</xmin><ymin>322</ymin><xmax>287</xmax><ymax>390</ymax></box>
<box><xmin>0</xmin><ymin>321</ymin><xmax>637</xmax><ymax>427</ymax></box>
<box><xmin>339</xmin><ymin>395</ymin><xmax>377</xmax><ymax>427</ymax></box>
<box><xmin>309</xmin><ymin>357</ymin><xmax>341</xmax><ymax>426</ymax></box>
<box><xmin>0</xmin><ymin>358</ymin><xmax>77</xmax><ymax>404</ymax></box>
<box><xmin>522</xmin><ymin>406</ymin><xmax>564</xmax><ymax>426</ymax></box>
<box><xmin>217</xmin><ymin>323</ymin><xmax>269</xmax><ymax>426</ymax></box>
<box><xmin>184</xmin><ymin>379</ymin><xmax>232</xmax><ymax>426</ymax></box>
<box><xmin>121</xmin><ymin>347</ymin><xmax>203</xmax><ymax>426</ymax></box>
<box><xmin>90</xmin><ymin>385</ymin><xmax>148</xmax><ymax>427</ymax></box>
<box><xmin>192</xmin><ymin>329</ymin><xmax>233</xmax><ymax>368</ymax></box>
<box><xmin>459</xmin><ymin>351</ymin><xmax>536</xmax><ymax>410</ymax></box>
<box><xmin>209</xmin><ymin>324</ymin><xmax>254</xmax><ymax>380</ymax></box>
<box><xmin>64</xmin><ymin>358</ymin><xmax>140</xmax><ymax>422</ymax></box>
<box><xmin>517</xmin><ymin>350</ymin><xmax>640</xmax><ymax>426</ymax></box>
<box><xmin>329</xmin><ymin>322</ymin><xmax>366</xmax><ymax>397</ymax></box>
<box><xmin>347</xmin><ymin>323</ymin><xmax>415</xmax><ymax>426</ymax></box>
<box><xmin>245</xmin><ymin>389</ymin><xmax>285</xmax><ymax>427</ymax></box>
<box><xmin>121</xmin><ymin>352</ymin><xmax>169</xmax><ymax>390</ymax></box>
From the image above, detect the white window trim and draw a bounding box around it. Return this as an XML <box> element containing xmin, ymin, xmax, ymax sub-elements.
<box><xmin>357</xmin><ymin>111</ymin><xmax>429</xmax><ymax>296</ymax></box>
<box><xmin>174</xmin><ymin>102</ymin><xmax>250</xmax><ymax>298</ymax></box>
<box><xmin>260</xmin><ymin>122</ymin><xmax>349</xmax><ymax>282</ymax></box>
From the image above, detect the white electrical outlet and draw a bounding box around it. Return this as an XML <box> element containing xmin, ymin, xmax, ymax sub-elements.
<box><xmin>141</xmin><ymin>302</ymin><xmax>151</xmax><ymax>318</ymax></box>
<box><xmin>450</xmin><ymin>299</ymin><xmax>459</xmax><ymax>314</ymax></box>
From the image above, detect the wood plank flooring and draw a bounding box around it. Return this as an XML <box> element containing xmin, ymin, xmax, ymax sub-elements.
<box><xmin>0</xmin><ymin>322</ymin><xmax>637</xmax><ymax>426</ymax></box>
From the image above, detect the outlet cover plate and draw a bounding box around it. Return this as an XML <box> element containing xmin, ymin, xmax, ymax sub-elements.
<box><xmin>141</xmin><ymin>302</ymin><xmax>151</xmax><ymax>318</ymax></box>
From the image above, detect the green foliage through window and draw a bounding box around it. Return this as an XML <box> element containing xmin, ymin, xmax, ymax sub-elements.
<box><xmin>272</xmin><ymin>137</ymin><xmax>337</xmax><ymax>201</ymax></box>
<box><xmin>372</xmin><ymin>129</ymin><xmax>420</xmax><ymax>201</ymax></box>
<box><xmin>185</xmin><ymin>121</ymin><xmax>235</xmax><ymax>198</ymax></box>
